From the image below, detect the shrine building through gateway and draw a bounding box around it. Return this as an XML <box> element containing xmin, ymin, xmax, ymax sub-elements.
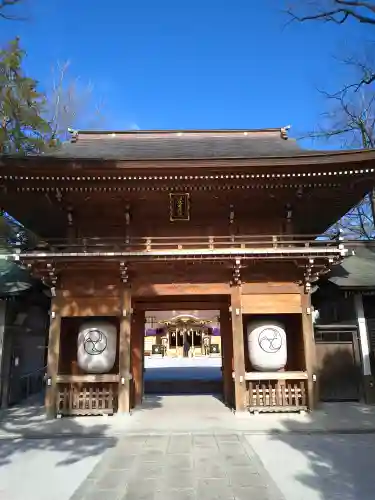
<box><xmin>143</xmin><ymin>309</ymin><xmax>223</xmax><ymax>396</ymax></box>
<box><xmin>1</xmin><ymin>127</ymin><xmax>375</xmax><ymax>417</ymax></box>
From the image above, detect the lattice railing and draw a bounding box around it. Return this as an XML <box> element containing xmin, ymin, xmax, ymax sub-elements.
<box><xmin>34</xmin><ymin>233</ymin><xmax>342</xmax><ymax>253</ymax></box>
<box><xmin>245</xmin><ymin>374</ymin><xmax>308</xmax><ymax>413</ymax></box>
<box><xmin>57</xmin><ymin>383</ymin><xmax>117</xmax><ymax>416</ymax></box>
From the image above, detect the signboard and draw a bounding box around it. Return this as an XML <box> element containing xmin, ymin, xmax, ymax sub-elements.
<box><xmin>169</xmin><ymin>193</ymin><xmax>190</xmax><ymax>221</ymax></box>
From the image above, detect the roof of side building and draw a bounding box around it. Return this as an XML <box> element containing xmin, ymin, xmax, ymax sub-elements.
<box><xmin>327</xmin><ymin>243</ymin><xmax>375</xmax><ymax>289</ymax></box>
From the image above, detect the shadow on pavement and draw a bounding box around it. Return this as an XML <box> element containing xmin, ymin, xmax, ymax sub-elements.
<box><xmin>262</xmin><ymin>403</ymin><xmax>375</xmax><ymax>500</ymax></box>
<box><xmin>0</xmin><ymin>393</ymin><xmax>118</xmax><ymax>468</ymax></box>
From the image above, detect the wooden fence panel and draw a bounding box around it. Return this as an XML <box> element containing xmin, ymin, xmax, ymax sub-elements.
<box><xmin>57</xmin><ymin>383</ymin><xmax>117</xmax><ymax>416</ymax></box>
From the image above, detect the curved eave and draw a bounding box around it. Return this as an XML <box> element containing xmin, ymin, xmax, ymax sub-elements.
<box><xmin>2</xmin><ymin>147</ymin><xmax>375</xmax><ymax>169</ymax></box>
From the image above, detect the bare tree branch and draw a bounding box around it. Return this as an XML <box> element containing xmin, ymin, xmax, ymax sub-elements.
<box><xmin>302</xmin><ymin>57</ymin><xmax>375</xmax><ymax>238</ymax></box>
<box><xmin>286</xmin><ymin>1</ymin><xmax>375</xmax><ymax>88</ymax></box>
<box><xmin>286</xmin><ymin>0</ymin><xmax>375</xmax><ymax>25</ymax></box>
<box><xmin>0</xmin><ymin>0</ymin><xmax>25</xmax><ymax>20</ymax></box>
<box><xmin>45</xmin><ymin>61</ymin><xmax>106</xmax><ymax>142</ymax></box>
<box><xmin>286</xmin><ymin>8</ymin><xmax>350</xmax><ymax>24</ymax></box>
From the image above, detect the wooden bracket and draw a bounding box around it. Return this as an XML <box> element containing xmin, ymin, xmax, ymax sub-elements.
<box><xmin>229</xmin><ymin>204</ymin><xmax>235</xmax><ymax>225</ymax></box>
<box><xmin>45</xmin><ymin>263</ymin><xmax>58</xmax><ymax>296</ymax></box>
<box><xmin>21</xmin><ymin>260</ymin><xmax>58</xmax><ymax>291</ymax></box>
<box><xmin>230</xmin><ymin>258</ymin><xmax>242</xmax><ymax>287</ymax></box>
<box><xmin>56</xmin><ymin>189</ymin><xmax>63</xmax><ymax>203</ymax></box>
<box><xmin>67</xmin><ymin>205</ymin><xmax>74</xmax><ymax>227</ymax></box>
<box><xmin>285</xmin><ymin>203</ymin><xmax>293</xmax><ymax>221</ymax></box>
<box><xmin>119</xmin><ymin>261</ymin><xmax>130</xmax><ymax>285</ymax></box>
<box><xmin>46</xmin><ymin>262</ymin><xmax>58</xmax><ymax>285</ymax></box>
<box><xmin>125</xmin><ymin>203</ymin><xmax>131</xmax><ymax>226</ymax></box>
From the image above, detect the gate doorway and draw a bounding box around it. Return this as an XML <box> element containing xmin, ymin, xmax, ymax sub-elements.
<box><xmin>144</xmin><ymin>309</ymin><xmax>222</xmax><ymax>395</ymax></box>
<box><xmin>131</xmin><ymin>296</ymin><xmax>232</xmax><ymax>409</ymax></box>
<box><xmin>315</xmin><ymin>326</ymin><xmax>362</xmax><ymax>401</ymax></box>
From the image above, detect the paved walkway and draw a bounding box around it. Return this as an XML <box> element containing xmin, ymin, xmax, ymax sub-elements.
<box><xmin>70</xmin><ymin>434</ymin><xmax>285</xmax><ymax>500</ymax></box>
<box><xmin>3</xmin><ymin>394</ymin><xmax>375</xmax><ymax>438</ymax></box>
<box><xmin>2</xmin><ymin>395</ymin><xmax>375</xmax><ymax>499</ymax></box>
<box><xmin>0</xmin><ymin>436</ymin><xmax>113</xmax><ymax>500</ymax></box>
<box><xmin>247</xmin><ymin>433</ymin><xmax>375</xmax><ymax>500</ymax></box>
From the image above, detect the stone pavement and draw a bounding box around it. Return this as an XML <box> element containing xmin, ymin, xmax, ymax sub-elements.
<box><xmin>2</xmin><ymin>394</ymin><xmax>375</xmax><ymax>499</ymax></box>
<box><xmin>3</xmin><ymin>394</ymin><xmax>375</xmax><ymax>438</ymax></box>
<box><xmin>70</xmin><ymin>433</ymin><xmax>285</xmax><ymax>500</ymax></box>
<box><xmin>0</xmin><ymin>436</ymin><xmax>115</xmax><ymax>500</ymax></box>
<box><xmin>247</xmin><ymin>433</ymin><xmax>375</xmax><ymax>500</ymax></box>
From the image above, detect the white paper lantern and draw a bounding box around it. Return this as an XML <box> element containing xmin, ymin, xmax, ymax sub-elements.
<box><xmin>77</xmin><ymin>321</ymin><xmax>117</xmax><ymax>373</ymax></box>
<box><xmin>247</xmin><ymin>321</ymin><xmax>287</xmax><ymax>372</ymax></box>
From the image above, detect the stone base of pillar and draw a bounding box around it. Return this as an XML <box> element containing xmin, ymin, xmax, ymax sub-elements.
<box><xmin>114</xmin><ymin>412</ymin><xmax>132</xmax><ymax>419</ymax></box>
<box><xmin>233</xmin><ymin>409</ymin><xmax>251</xmax><ymax>418</ymax></box>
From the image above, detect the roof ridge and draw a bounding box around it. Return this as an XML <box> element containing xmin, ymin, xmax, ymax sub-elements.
<box><xmin>68</xmin><ymin>127</ymin><xmax>293</xmax><ymax>144</ymax></box>
<box><xmin>69</xmin><ymin>127</ymin><xmax>290</xmax><ymax>135</ymax></box>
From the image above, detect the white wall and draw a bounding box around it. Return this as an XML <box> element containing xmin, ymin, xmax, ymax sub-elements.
<box><xmin>354</xmin><ymin>293</ymin><xmax>372</xmax><ymax>376</ymax></box>
<box><xmin>0</xmin><ymin>301</ymin><xmax>5</xmax><ymax>373</ymax></box>
<box><xmin>0</xmin><ymin>300</ymin><xmax>7</xmax><ymax>406</ymax></box>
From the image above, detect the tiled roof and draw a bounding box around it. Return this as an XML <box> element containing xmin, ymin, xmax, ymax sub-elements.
<box><xmin>44</xmin><ymin>128</ymin><xmax>305</xmax><ymax>160</ymax></box>
<box><xmin>328</xmin><ymin>244</ymin><xmax>375</xmax><ymax>289</ymax></box>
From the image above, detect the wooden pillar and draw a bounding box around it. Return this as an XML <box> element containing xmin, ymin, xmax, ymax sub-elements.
<box><xmin>301</xmin><ymin>290</ymin><xmax>317</xmax><ymax>410</ymax></box>
<box><xmin>220</xmin><ymin>306</ymin><xmax>234</xmax><ymax>407</ymax></box>
<box><xmin>45</xmin><ymin>298</ymin><xmax>61</xmax><ymax>418</ymax></box>
<box><xmin>131</xmin><ymin>308</ymin><xmax>145</xmax><ymax>408</ymax></box>
<box><xmin>231</xmin><ymin>286</ymin><xmax>246</xmax><ymax>412</ymax></box>
<box><xmin>118</xmin><ymin>287</ymin><xmax>132</xmax><ymax>414</ymax></box>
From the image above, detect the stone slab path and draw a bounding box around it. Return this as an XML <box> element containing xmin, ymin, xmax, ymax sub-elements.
<box><xmin>70</xmin><ymin>434</ymin><xmax>285</xmax><ymax>500</ymax></box>
<box><xmin>4</xmin><ymin>394</ymin><xmax>375</xmax><ymax>438</ymax></box>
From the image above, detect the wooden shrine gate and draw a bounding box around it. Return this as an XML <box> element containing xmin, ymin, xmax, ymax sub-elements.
<box><xmin>49</xmin><ymin>289</ymin><xmax>236</xmax><ymax>417</ymax></box>
<box><xmin>2</xmin><ymin>127</ymin><xmax>375</xmax><ymax>418</ymax></box>
<box><xmin>19</xmin><ymin>237</ymin><xmax>346</xmax><ymax>418</ymax></box>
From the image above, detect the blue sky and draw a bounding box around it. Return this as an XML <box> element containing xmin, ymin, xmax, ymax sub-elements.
<box><xmin>0</xmin><ymin>0</ymin><xmax>368</xmax><ymax>147</ymax></box>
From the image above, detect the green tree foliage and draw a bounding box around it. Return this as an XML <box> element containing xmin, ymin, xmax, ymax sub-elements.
<box><xmin>0</xmin><ymin>38</ymin><xmax>54</xmax><ymax>155</ymax></box>
<box><xmin>0</xmin><ymin>38</ymin><xmax>50</xmax><ymax>294</ymax></box>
